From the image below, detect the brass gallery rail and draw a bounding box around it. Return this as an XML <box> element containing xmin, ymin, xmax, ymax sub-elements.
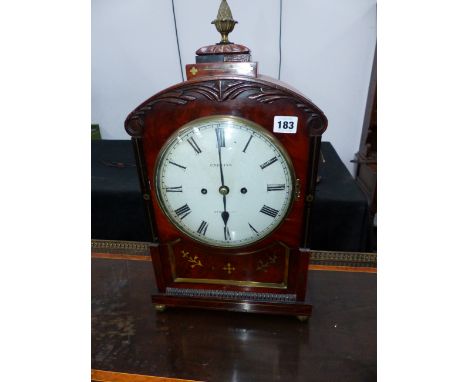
<box><xmin>91</xmin><ymin>239</ymin><xmax>377</xmax><ymax>273</ymax></box>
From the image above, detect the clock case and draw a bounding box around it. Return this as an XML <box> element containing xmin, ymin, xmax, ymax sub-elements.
<box><xmin>125</xmin><ymin>52</ymin><xmax>327</xmax><ymax>318</ymax></box>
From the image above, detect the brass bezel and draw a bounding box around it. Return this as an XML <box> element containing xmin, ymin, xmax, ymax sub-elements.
<box><xmin>154</xmin><ymin>115</ymin><xmax>296</xmax><ymax>249</ymax></box>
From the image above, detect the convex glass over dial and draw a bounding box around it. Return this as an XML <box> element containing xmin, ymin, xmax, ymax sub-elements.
<box><xmin>155</xmin><ymin>115</ymin><xmax>295</xmax><ymax>248</ymax></box>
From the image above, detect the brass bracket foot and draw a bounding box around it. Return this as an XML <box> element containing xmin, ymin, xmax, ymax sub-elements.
<box><xmin>154</xmin><ymin>304</ymin><xmax>167</xmax><ymax>312</ymax></box>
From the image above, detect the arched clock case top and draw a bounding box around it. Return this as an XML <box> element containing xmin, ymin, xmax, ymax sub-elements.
<box><xmin>124</xmin><ymin>76</ymin><xmax>327</xmax><ymax>138</ymax></box>
<box><xmin>125</xmin><ymin>74</ymin><xmax>327</xmax><ymax>313</ymax></box>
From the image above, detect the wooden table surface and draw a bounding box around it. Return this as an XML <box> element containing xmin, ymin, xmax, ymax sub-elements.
<box><xmin>91</xmin><ymin>242</ymin><xmax>376</xmax><ymax>382</ymax></box>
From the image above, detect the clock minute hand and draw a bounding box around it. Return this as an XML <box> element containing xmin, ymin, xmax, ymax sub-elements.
<box><xmin>222</xmin><ymin>196</ymin><xmax>229</xmax><ymax>225</ymax></box>
<box><xmin>216</xmin><ymin>128</ymin><xmax>230</xmax><ymax>240</ymax></box>
<box><xmin>222</xmin><ymin>198</ymin><xmax>230</xmax><ymax>241</ymax></box>
<box><xmin>216</xmin><ymin>128</ymin><xmax>225</xmax><ymax>187</ymax></box>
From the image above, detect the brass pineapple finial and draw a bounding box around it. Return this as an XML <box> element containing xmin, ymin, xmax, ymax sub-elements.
<box><xmin>212</xmin><ymin>0</ymin><xmax>238</xmax><ymax>45</ymax></box>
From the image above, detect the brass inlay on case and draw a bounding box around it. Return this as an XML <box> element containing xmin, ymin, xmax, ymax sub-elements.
<box><xmin>222</xmin><ymin>262</ymin><xmax>235</xmax><ymax>274</ymax></box>
<box><xmin>181</xmin><ymin>250</ymin><xmax>203</xmax><ymax>268</ymax></box>
<box><xmin>257</xmin><ymin>254</ymin><xmax>278</xmax><ymax>272</ymax></box>
<box><xmin>165</xmin><ymin>239</ymin><xmax>289</xmax><ymax>289</ymax></box>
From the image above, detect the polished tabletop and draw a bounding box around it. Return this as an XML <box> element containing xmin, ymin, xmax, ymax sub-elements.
<box><xmin>91</xmin><ymin>248</ymin><xmax>376</xmax><ymax>382</ymax></box>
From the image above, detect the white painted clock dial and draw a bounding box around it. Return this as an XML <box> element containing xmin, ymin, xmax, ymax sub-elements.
<box><xmin>155</xmin><ymin>115</ymin><xmax>295</xmax><ymax>248</ymax></box>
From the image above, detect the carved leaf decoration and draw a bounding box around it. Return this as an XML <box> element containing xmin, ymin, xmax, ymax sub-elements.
<box><xmin>180</xmin><ymin>80</ymin><xmax>259</xmax><ymax>102</ymax></box>
<box><xmin>125</xmin><ymin>79</ymin><xmax>326</xmax><ymax>136</ymax></box>
<box><xmin>125</xmin><ymin>116</ymin><xmax>144</xmax><ymax>136</ymax></box>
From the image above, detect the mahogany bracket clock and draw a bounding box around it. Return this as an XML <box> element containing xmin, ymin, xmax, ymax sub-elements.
<box><xmin>125</xmin><ymin>0</ymin><xmax>327</xmax><ymax>319</ymax></box>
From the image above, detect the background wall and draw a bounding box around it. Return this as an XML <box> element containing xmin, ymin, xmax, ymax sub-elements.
<box><xmin>92</xmin><ymin>0</ymin><xmax>376</xmax><ymax>174</ymax></box>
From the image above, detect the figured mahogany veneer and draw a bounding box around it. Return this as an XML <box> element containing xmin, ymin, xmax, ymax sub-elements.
<box><xmin>125</xmin><ymin>72</ymin><xmax>327</xmax><ymax>317</ymax></box>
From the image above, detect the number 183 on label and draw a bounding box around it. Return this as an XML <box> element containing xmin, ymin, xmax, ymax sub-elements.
<box><xmin>273</xmin><ymin>116</ymin><xmax>298</xmax><ymax>134</ymax></box>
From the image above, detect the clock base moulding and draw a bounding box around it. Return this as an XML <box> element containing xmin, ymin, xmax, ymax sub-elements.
<box><xmin>151</xmin><ymin>294</ymin><xmax>312</xmax><ymax>318</ymax></box>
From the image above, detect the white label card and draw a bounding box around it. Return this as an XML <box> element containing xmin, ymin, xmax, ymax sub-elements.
<box><xmin>273</xmin><ymin>116</ymin><xmax>298</xmax><ymax>134</ymax></box>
